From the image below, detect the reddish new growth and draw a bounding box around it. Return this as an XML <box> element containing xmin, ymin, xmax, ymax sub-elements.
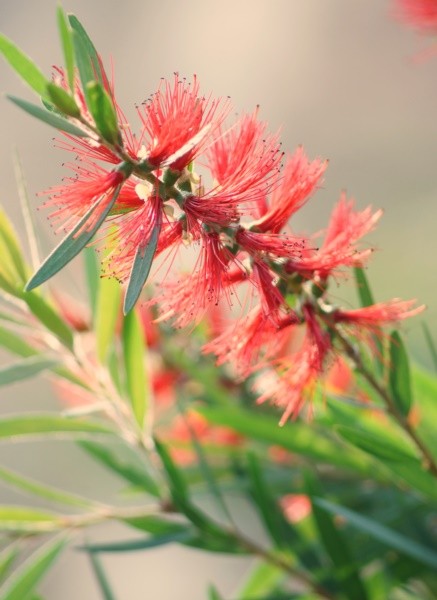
<box><xmin>394</xmin><ymin>0</ymin><xmax>437</xmax><ymax>33</ymax></box>
<box><xmin>40</xmin><ymin>60</ymin><xmax>424</xmax><ymax>423</ymax></box>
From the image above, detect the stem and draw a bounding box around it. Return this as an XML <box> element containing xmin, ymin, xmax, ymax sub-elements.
<box><xmin>334</xmin><ymin>328</ymin><xmax>437</xmax><ymax>479</ymax></box>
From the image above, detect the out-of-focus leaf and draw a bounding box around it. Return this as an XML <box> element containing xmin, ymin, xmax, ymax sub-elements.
<box><xmin>0</xmin><ymin>356</ymin><xmax>58</xmax><ymax>387</ymax></box>
<box><xmin>68</xmin><ymin>14</ymin><xmax>105</xmax><ymax>86</ymax></box>
<box><xmin>246</xmin><ymin>452</ymin><xmax>296</xmax><ymax>550</ymax></box>
<box><xmin>122</xmin><ymin>308</ymin><xmax>148</xmax><ymax>429</ymax></box>
<box><xmin>354</xmin><ymin>267</ymin><xmax>384</xmax><ymax>373</ymax></box>
<box><xmin>0</xmin><ymin>209</ymin><xmax>28</xmax><ymax>285</ymax></box>
<box><xmin>0</xmin><ymin>546</ymin><xmax>19</xmax><ymax>585</ymax></box>
<box><xmin>0</xmin><ymin>414</ymin><xmax>112</xmax><ymax>440</ymax></box>
<box><xmin>0</xmin><ymin>35</ymin><xmax>48</xmax><ymax>97</ymax></box>
<box><xmin>78</xmin><ymin>440</ymin><xmax>160</xmax><ymax>497</ymax></box>
<box><xmin>389</xmin><ymin>331</ymin><xmax>412</xmax><ymax>417</ymax></box>
<box><xmin>0</xmin><ymin>325</ymin><xmax>37</xmax><ymax>357</ymax></box>
<box><xmin>0</xmin><ymin>506</ymin><xmax>62</xmax><ymax>533</ymax></box>
<box><xmin>198</xmin><ymin>405</ymin><xmax>376</xmax><ymax>476</ymax></box>
<box><xmin>7</xmin><ymin>96</ymin><xmax>88</xmax><ymax>137</ymax></box>
<box><xmin>0</xmin><ymin>536</ymin><xmax>66</xmax><ymax>600</ymax></box>
<box><xmin>0</xmin><ymin>465</ymin><xmax>95</xmax><ymax>509</ymax></box>
<box><xmin>123</xmin><ymin>223</ymin><xmax>161</xmax><ymax>315</ymax></box>
<box><xmin>96</xmin><ymin>276</ymin><xmax>121</xmax><ymax>362</ymax></box>
<box><xmin>422</xmin><ymin>322</ymin><xmax>437</xmax><ymax>372</ymax></box>
<box><xmin>122</xmin><ymin>515</ymin><xmax>189</xmax><ymax>537</ymax></box>
<box><xmin>83</xmin><ymin>247</ymin><xmax>99</xmax><ymax>320</ymax></box>
<box><xmin>46</xmin><ymin>83</ymin><xmax>80</xmax><ymax>117</ymax></box>
<box><xmin>154</xmin><ymin>438</ymin><xmax>189</xmax><ymax>505</ymax></box>
<box><xmin>237</xmin><ymin>561</ymin><xmax>284</xmax><ymax>599</ymax></box>
<box><xmin>23</xmin><ymin>292</ymin><xmax>74</xmax><ymax>349</ymax></box>
<box><xmin>335</xmin><ymin>426</ymin><xmax>416</xmax><ymax>463</ymax></box>
<box><xmin>314</xmin><ymin>498</ymin><xmax>437</xmax><ymax>569</ymax></box>
<box><xmin>304</xmin><ymin>471</ymin><xmax>368</xmax><ymax>600</ymax></box>
<box><xmin>57</xmin><ymin>7</ymin><xmax>75</xmax><ymax>91</ymax></box>
<box><xmin>25</xmin><ymin>186</ymin><xmax>121</xmax><ymax>292</ymax></box>
<box><xmin>83</xmin><ymin>530</ymin><xmax>193</xmax><ymax>553</ymax></box>
<box><xmin>208</xmin><ymin>585</ymin><xmax>224</xmax><ymax>600</ymax></box>
<box><xmin>87</xmin><ymin>81</ymin><xmax>120</xmax><ymax>145</ymax></box>
<box><xmin>412</xmin><ymin>367</ymin><xmax>437</xmax><ymax>457</ymax></box>
<box><xmin>88</xmin><ymin>551</ymin><xmax>117</xmax><ymax>600</ymax></box>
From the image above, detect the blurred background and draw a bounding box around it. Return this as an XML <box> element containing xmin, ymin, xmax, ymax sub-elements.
<box><xmin>0</xmin><ymin>1</ymin><xmax>436</xmax><ymax>598</ymax></box>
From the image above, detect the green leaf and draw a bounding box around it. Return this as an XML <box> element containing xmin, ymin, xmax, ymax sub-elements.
<box><xmin>7</xmin><ymin>96</ymin><xmax>89</xmax><ymax>137</ymax></box>
<box><xmin>198</xmin><ymin>405</ymin><xmax>375</xmax><ymax>476</ymax></box>
<box><xmin>84</xmin><ymin>530</ymin><xmax>193</xmax><ymax>553</ymax></box>
<box><xmin>122</xmin><ymin>309</ymin><xmax>148</xmax><ymax>429</ymax></box>
<box><xmin>389</xmin><ymin>331</ymin><xmax>412</xmax><ymax>417</ymax></box>
<box><xmin>25</xmin><ymin>185</ymin><xmax>121</xmax><ymax>292</ymax></box>
<box><xmin>0</xmin><ymin>325</ymin><xmax>37</xmax><ymax>358</ymax></box>
<box><xmin>0</xmin><ymin>414</ymin><xmax>112</xmax><ymax>440</ymax></box>
<box><xmin>335</xmin><ymin>425</ymin><xmax>416</xmax><ymax>463</ymax></box>
<box><xmin>0</xmin><ymin>208</ymin><xmax>28</xmax><ymax>285</ymax></box>
<box><xmin>57</xmin><ymin>6</ymin><xmax>75</xmax><ymax>92</ymax></box>
<box><xmin>0</xmin><ymin>465</ymin><xmax>95</xmax><ymax>509</ymax></box>
<box><xmin>154</xmin><ymin>438</ymin><xmax>189</xmax><ymax>504</ymax></box>
<box><xmin>68</xmin><ymin>14</ymin><xmax>105</xmax><ymax>86</ymax></box>
<box><xmin>83</xmin><ymin>247</ymin><xmax>99</xmax><ymax>320</ymax></box>
<box><xmin>246</xmin><ymin>452</ymin><xmax>296</xmax><ymax>550</ymax></box>
<box><xmin>23</xmin><ymin>291</ymin><xmax>74</xmax><ymax>349</ymax></box>
<box><xmin>0</xmin><ymin>536</ymin><xmax>66</xmax><ymax>600</ymax></box>
<box><xmin>86</xmin><ymin>81</ymin><xmax>120</xmax><ymax>145</ymax></box>
<box><xmin>71</xmin><ymin>30</ymin><xmax>94</xmax><ymax>102</ymax></box>
<box><xmin>46</xmin><ymin>83</ymin><xmax>80</xmax><ymax>117</ymax></box>
<box><xmin>237</xmin><ymin>561</ymin><xmax>284</xmax><ymax>599</ymax></box>
<box><xmin>422</xmin><ymin>322</ymin><xmax>437</xmax><ymax>372</ymax></box>
<box><xmin>88</xmin><ymin>552</ymin><xmax>117</xmax><ymax>600</ymax></box>
<box><xmin>0</xmin><ymin>506</ymin><xmax>62</xmax><ymax>533</ymax></box>
<box><xmin>314</xmin><ymin>498</ymin><xmax>437</xmax><ymax>570</ymax></box>
<box><xmin>304</xmin><ymin>472</ymin><xmax>368</xmax><ymax>600</ymax></box>
<box><xmin>0</xmin><ymin>35</ymin><xmax>48</xmax><ymax>97</ymax></box>
<box><xmin>353</xmin><ymin>267</ymin><xmax>375</xmax><ymax>307</ymax></box>
<box><xmin>123</xmin><ymin>223</ymin><xmax>161</xmax><ymax>314</ymax></box>
<box><xmin>78</xmin><ymin>440</ymin><xmax>160</xmax><ymax>497</ymax></box>
<box><xmin>122</xmin><ymin>515</ymin><xmax>189</xmax><ymax>537</ymax></box>
<box><xmin>0</xmin><ymin>546</ymin><xmax>19</xmax><ymax>585</ymax></box>
<box><xmin>208</xmin><ymin>585</ymin><xmax>224</xmax><ymax>600</ymax></box>
<box><xmin>96</xmin><ymin>277</ymin><xmax>121</xmax><ymax>362</ymax></box>
<box><xmin>0</xmin><ymin>356</ymin><xmax>58</xmax><ymax>387</ymax></box>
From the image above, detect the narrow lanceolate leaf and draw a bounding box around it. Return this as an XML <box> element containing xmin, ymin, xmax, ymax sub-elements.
<box><xmin>314</xmin><ymin>498</ymin><xmax>437</xmax><ymax>570</ymax></box>
<box><xmin>7</xmin><ymin>96</ymin><xmax>89</xmax><ymax>137</ymax></box>
<box><xmin>389</xmin><ymin>331</ymin><xmax>412</xmax><ymax>417</ymax></box>
<box><xmin>0</xmin><ymin>466</ymin><xmax>95</xmax><ymax>509</ymax></box>
<box><xmin>46</xmin><ymin>83</ymin><xmax>80</xmax><ymax>118</ymax></box>
<box><xmin>0</xmin><ymin>356</ymin><xmax>58</xmax><ymax>387</ymax></box>
<box><xmin>57</xmin><ymin>6</ymin><xmax>75</xmax><ymax>91</ymax></box>
<box><xmin>0</xmin><ymin>546</ymin><xmax>19</xmax><ymax>585</ymax></box>
<box><xmin>0</xmin><ymin>507</ymin><xmax>62</xmax><ymax>533</ymax></box>
<box><xmin>96</xmin><ymin>277</ymin><xmax>121</xmax><ymax>362</ymax></box>
<box><xmin>78</xmin><ymin>440</ymin><xmax>160</xmax><ymax>497</ymax></box>
<box><xmin>87</xmin><ymin>81</ymin><xmax>120</xmax><ymax>145</ymax></box>
<box><xmin>353</xmin><ymin>267</ymin><xmax>375</xmax><ymax>307</ymax></box>
<box><xmin>71</xmin><ymin>29</ymin><xmax>94</xmax><ymax>105</ymax></box>
<box><xmin>0</xmin><ymin>208</ymin><xmax>28</xmax><ymax>284</ymax></box>
<box><xmin>88</xmin><ymin>552</ymin><xmax>118</xmax><ymax>600</ymax></box>
<box><xmin>123</xmin><ymin>223</ymin><xmax>161</xmax><ymax>314</ymax></box>
<box><xmin>422</xmin><ymin>322</ymin><xmax>437</xmax><ymax>372</ymax></box>
<box><xmin>23</xmin><ymin>291</ymin><xmax>74</xmax><ymax>349</ymax></box>
<box><xmin>68</xmin><ymin>14</ymin><xmax>105</xmax><ymax>86</ymax></box>
<box><xmin>304</xmin><ymin>472</ymin><xmax>368</xmax><ymax>600</ymax></box>
<box><xmin>208</xmin><ymin>585</ymin><xmax>224</xmax><ymax>600</ymax></box>
<box><xmin>0</xmin><ymin>35</ymin><xmax>49</xmax><ymax>97</ymax></box>
<box><xmin>83</xmin><ymin>530</ymin><xmax>194</xmax><ymax>554</ymax></box>
<box><xmin>83</xmin><ymin>247</ymin><xmax>99</xmax><ymax>319</ymax></box>
<box><xmin>237</xmin><ymin>561</ymin><xmax>284</xmax><ymax>599</ymax></box>
<box><xmin>0</xmin><ymin>325</ymin><xmax>37</xmax><ymax>358</ymax></box>
<box><xmin>25</xmin><ymin>186</ymin><xmax>121</xmax><ymax>292</ymax></box>
<box><xmin>0</xmin><ymin>414</ymin><xmax>112</xmax><ymax>440</ymax></box>
<box><xmin>122</xmin><ymin>309</ymin><xmax>148</xmax><ymax>429</ymax></box>
<box><xmin>0</xmin><ymin>536</ymin><xmax>66</xmax><ymax>600</ymax></box>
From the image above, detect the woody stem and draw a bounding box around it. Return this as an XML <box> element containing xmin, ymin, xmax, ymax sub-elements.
<box><xmin>333</xmin><ymin>328</ymin><xmax>437</xmax><ymax>479</ymax></box>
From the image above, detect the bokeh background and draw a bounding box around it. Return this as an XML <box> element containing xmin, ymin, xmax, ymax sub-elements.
<box><xmin>0</xmin><ymin>1</ymin><xmax>436</xmax><ymax>598</ymax></box>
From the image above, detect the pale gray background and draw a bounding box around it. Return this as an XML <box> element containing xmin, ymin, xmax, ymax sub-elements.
<box><xmin>1</xmin><ymin>1</ymin><xmax>437</xmax><ymax>598</ymax></box>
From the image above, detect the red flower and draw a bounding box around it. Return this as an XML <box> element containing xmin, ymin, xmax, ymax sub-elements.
<box><xmin>137</xmin><ymin>74</ymin><xmax>230</xmax><ymax>171</ymax></box>
<box><xmin>334</xmin><ymin>299</ymin><xmax>425</xmax><ymax>328</ymax></box>
<box><xmin>394</xmin><ymin>0</ymin><xmax>437</xmax><ymax>33</ymax></box>
<box><xmin>253</xmin><ymin>147</ymin><xmax>327</xmax><ymax>233</ymax></box>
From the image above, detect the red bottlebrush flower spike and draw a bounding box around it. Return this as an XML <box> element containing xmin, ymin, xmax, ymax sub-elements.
<box><xmin>153</xmin><ymin>231</ymin><xmax>239</xmax><ymax>328</ymax></box>
<box><xmin>334</xmin><ymin>299</ymin><xmax>425</xmax><ymax>329</ymax></box>
<box><xmin>393</xmin><ymin>0</ymin><xmax>437</xmax><ymax>32</ymax></box>
<box><xmin>253</xmin><ymin>147</ymin><xmax>327</xmax><ymax>232</ymax></box>
<box><xmin>286</xmin><ymin>193</ymin><xmax>382</xmax><ymax>278</ymax></box>
<box><xmin>137</xmin><ymin>74</ymin><xmax>230</xmax><ymax>171</ymax></box>
<box><xmin>207</xmin><ymin>110</ymin><xmax>282</xmax><ymax>201</ymax></box>
<box><xmin>236</xmin><ymin>227</ymin><xmax>307</xmax><ymax>261</ymax></box>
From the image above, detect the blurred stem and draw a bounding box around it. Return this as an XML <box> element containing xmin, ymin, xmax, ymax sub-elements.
<box><xmin>333</xmin><ymin>328</ymin><xmax>437</xmax><ymax>479</ymax></box>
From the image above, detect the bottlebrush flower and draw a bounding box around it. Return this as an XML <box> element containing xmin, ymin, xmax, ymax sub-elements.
<box><xmin>136</xmin><ymin>74</ymin><xmax>230</xmax><ymax>171</ymax></box>
<box><xmin>334</xmin><ymin>299</ymin><xmax>425</xmax><ymax>329</ymax></box>
<box><xmin>252</xmin><ymin>147</ymin><xmax>327</xmax><ymax>232</ymax></box>
<box><xmin>285</xmin><ymin>193</ymin><xmax>382</xmax><ymax>279</ymax></box>
<box><xmin>393</xmin><ymin>0</ymin><xmax>437</xmax><ymax>33</ymax></box>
